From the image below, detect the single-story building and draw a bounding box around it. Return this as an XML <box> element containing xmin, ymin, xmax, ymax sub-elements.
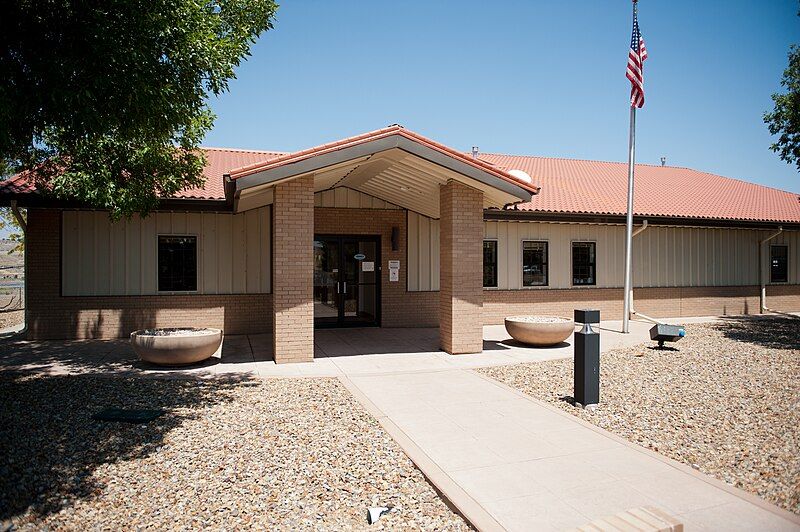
<box><xmin>2</xmin><ymin>125</ymin><xmax>799</xmax><ymax>363</ymax></box>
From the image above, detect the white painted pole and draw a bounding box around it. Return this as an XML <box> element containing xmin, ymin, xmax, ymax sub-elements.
<box><xmin>622</xmin><ymin>105</ymin><xmax>636</xmax><ymax>333</ymax></box>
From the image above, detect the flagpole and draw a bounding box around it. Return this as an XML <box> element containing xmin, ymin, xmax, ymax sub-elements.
<box><xmin>622</xmin><ymin>0</ymin><xmax>638</xmax><ymax>334</ymax></box>
<box><xmin>622</xmin><ymin>105</ymin><xmax>636</xmax><ymax>333</ymax></box>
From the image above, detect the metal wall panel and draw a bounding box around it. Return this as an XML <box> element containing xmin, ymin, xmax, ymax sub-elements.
<box><xmin>62</xmin><ymin>207</ymin><xmax>272</xmax><ymax>296</ymax></box>
<box><xmin>407</xmin><ymin>217</ymin><xmax>799</xmax><ymax>291</ymax></box>
<box><xmin>407</xmin><ymin>211</ymin><xmax>440</xmax><ymax>292</ymax></box>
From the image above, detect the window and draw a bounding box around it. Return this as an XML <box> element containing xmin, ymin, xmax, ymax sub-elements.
<box><xmin>522</xmin><ymin>241</ymin><xmax>548</xmax><ymax>286</ymax></box>
<box><xmin>572</xmin><ymin>242</ymin><xmax>596</xmax><ymax>286</ymax></box>
<box><xmin>771</xmin><ymin>244</ymin><xmax>788</xmax><ymax>283</ymax></box>
<box><xmin>483</xmin><ymin>241</ymin><xmax>498</xmax><ymax>287</ymax></box>
<box><xmin>158</xmin><ymin>236</ymin><xmax>198</xmax><ymax>292</ymax></box>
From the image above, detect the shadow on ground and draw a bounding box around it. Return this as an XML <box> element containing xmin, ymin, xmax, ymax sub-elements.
<box><xmin>0</xmin><ymin>372</ymin><xmax>257</xmax><ymax>523</ymax></box>
<box><xmin>713</xmin><ymin>315</ymin><xmax>800</xmax><ymax>350</ymax></box>
<box><xmin>482</xmin><ymin>339</ymin><xmax>570</xmax><ymax>351</ymax></box>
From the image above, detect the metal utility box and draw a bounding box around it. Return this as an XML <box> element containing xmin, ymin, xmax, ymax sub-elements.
<box><xmin>649</xmin><ymin>324</ymin><xmax>686</xmax><ymax>348</ymax></box>
<box><xmin>574</xmin><ymin>309</ymin><xmax>600</xmax><ymax>325</ymax></box>
<box><xmin>574</xmin><ymin>309</ymin><xmax>600</xmax><ymax>407</ymax></box>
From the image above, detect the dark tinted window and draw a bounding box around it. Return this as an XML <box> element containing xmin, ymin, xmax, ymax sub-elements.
<box><xmin>771</xmin><ymin>245</ymin><xmax>788</xmax><ymax>283</ymax></box>
<box><xmin>158</xmin><ymin>236</ymin><xmax>197</xmax><ymax>292</ymax></box>
<box><xmin>483</xmin><ymin>241</ymin><xmax>498</xmax><ymax>287</ymax></box>
<box><xmin>572</xmin><ymin>242</ymin><xmax>596</xmax><ymax>285</ymax></box>
<box><xmin>522</xmin><ymin>241</ymin><xmax>548</xmax><ymax>286</ymax></box>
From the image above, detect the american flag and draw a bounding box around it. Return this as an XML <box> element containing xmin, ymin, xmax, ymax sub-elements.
<box><xmin>626</xmin><ymin>3</ymin><xmax>648</xmax><ymax>108</ymax></box>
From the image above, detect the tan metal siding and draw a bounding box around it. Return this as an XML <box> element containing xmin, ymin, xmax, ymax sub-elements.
<box><xmin>408</xmin><ymin>219</ymin><xmax>799</xmax><ymax>291</ymax></box>
<box><xmin>407</xmin><ymin>211</ymin><xmax>440</xmax><ymax>291</ymax></box>
<box><xmin>62</xmin><ymin>208</ymin><xmax>272</xmax><ymax>296</ymax></box>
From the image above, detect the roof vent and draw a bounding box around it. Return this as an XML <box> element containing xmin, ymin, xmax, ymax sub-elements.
<box><xmin>508</xmin><ymin>169</ymin><xmax>533</xmax><ymax>183</ymax></box>
<box><xmin>472</xmin><ymin>146</ymin><xmax>479</xmax><ymax>159</ymax></box>
<box><xmin>660</xmin><ymin>156</ymin><xmax>666</xmax><ymax>167</ymax></box>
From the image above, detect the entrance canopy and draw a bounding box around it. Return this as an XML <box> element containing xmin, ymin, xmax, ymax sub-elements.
<box><xmin>225</xmin><ymin>125</ymin><xmax>539</xmax><ymax>218</ymax></box>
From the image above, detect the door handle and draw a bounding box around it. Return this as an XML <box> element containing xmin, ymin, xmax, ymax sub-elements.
<box><xmin>343</xmin><ymin>282</ymin><xmax>347</xmax><ymax>293</ymax></box>
<box><xmin>336</xmin><ymin>282</ymin><xmax>340</xmax><ymax>294</ymax></box>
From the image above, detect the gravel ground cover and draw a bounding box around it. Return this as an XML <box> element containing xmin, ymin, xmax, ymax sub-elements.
<box><xmin>0</xmin><ymin>289</ymin><xmax>23</xmax><ymax>330</ymax></box>
<box><xmin>1</xmin><ymin>373</ymin><xmax>470</xmax><ymax>530</ymax></box>
<box><xmin>0</xmin><ymin>309</ymin><xmax>23</xmax><ymax>330</ymax></box>
<box><xmin>479</xmin><ymin>316</ymin><xmax>800</xmax><ymax>514</ymax></box>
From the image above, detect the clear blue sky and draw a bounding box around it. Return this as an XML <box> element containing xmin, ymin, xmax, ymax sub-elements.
<box><xmin>203</xmin><ymin>0</ymin><xmax>800</xmax><ymax>193</ymax></box>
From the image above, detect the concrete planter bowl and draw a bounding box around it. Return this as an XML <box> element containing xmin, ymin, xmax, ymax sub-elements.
<box><xmin>130</xmin><ymin>328</ymin><xmax>223</xmax><ymax>366</ymax></box>
<box><xmin>504</xmin><ymin>316</ymin><xmax>575</xmax><ymax>346</ymax></box>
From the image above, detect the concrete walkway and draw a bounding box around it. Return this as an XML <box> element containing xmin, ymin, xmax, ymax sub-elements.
<box><xmin>0</xmin><ymin>319</ymin><xmax>692</xmax><ymax>378</ymax></box>
<box><xmin>343</xmin><ymin>368</ymin><xmax>800</xmax><ymax>531</ymax></box>
<box><xmin>3</xmin><ymin>316</ymin><xmax>798</xmax><ymax>530</ymax></box>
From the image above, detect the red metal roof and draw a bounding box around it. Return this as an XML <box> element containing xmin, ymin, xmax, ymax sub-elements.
<box><xmin>181</xmin><ymin>147</ymin><xmax>286</xmax><ymax>199</ymax></box>
<box><xmin>0</xmin><ymin>147</ymin><xmax>286</xmax><ymax>201</ymax></box>
<box><xmin>478</xmin><ymin>153</ymin><xmax>800</xmax><ymax>224</ymax></box>
<box><xmin>0</xmin><ymin>171</ymin><xmax>36</xmax><ymax>195</ymax></box>
<box><xmin>2</xmin><ymin>135</ymin><xmax>798</xmax><ymax>225</ymax></box>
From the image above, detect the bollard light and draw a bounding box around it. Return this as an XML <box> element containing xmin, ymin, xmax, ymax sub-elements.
<box><xmin>574</xmin><ymin>309</ymin><xmax>600</xmax><ymax>408</ymax></box>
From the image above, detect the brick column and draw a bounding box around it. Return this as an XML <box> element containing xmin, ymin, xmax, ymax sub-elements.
<box><xmin>272</xmin><ymin>176</ymin><xmax>314</xmax><ymax>363</ymax></box>
<box><xmin>439</xmin><ymin>180</ymin><xmax>483</xmax><ymax>354</ymax></box>
<box><xmin>25</xmin><ymin>208</ymin><xmax>61</xmax><ymax>339</ymax></box>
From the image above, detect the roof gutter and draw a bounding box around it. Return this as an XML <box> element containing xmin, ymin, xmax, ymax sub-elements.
<box><xmin>484</xmin><ymin>209</ymin><xmax>800</xmax><ymax>230</ymax></box>
<box><xmin>223</xmin><ymin>173</ymin><xmax>236</xmax><ymax>206</ymax></box>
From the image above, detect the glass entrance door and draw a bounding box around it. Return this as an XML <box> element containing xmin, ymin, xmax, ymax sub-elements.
<box><xmin>313</xmin><ymin>235</ymin><xmax>380</xmax><ymax>327</ymax></box>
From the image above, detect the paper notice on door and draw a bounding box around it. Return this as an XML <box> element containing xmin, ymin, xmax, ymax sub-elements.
<box><xmin>362</xmin><ymin>261</ymin><xmax>374</xmax><ymax>272</ymax></box>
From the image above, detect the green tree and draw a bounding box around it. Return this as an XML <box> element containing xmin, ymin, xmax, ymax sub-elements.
<box><xmin>765</xmin><ymin>42</ymin><xmax>800</xmax><ymax>172</ymax></box>
<box><xmin>0</xmin><ymin>0</ymin><xmax>277</xmax><ymax>219</ymax></box>
<box><xmin>0</xmin><ymin>208</ymin><xmax>25</xmax><ymax>254</ymax></box>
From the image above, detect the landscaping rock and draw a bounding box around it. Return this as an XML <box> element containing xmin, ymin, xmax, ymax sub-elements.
<box><xmin>480</xmin><ymin>316</ymin><xmax>800</xmax><ymax>515</ymax></box>
<box><xmin>0</xmin><ymin>374</ymin><xmax>471</xmax><ymax>530</ymax></box>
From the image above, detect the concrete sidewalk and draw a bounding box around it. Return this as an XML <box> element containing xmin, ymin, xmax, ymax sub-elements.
<box><xmin>343</xmin><ymin>368</ymin><xmax>800</xmax><ymax>531</ymax></box>
<box><xmin>0</xmin><ymin>319</ymin><xmax>687</xmax><ymax>378</ymax></box>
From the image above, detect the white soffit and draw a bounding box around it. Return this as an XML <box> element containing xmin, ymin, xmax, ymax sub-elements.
<box><xmin>233</xmin><ymin>146</ymin><xmax>526</xmax><ymax>217</ymax></box>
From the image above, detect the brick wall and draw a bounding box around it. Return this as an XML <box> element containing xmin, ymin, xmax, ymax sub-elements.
<box><xmin>483</xmin><ymin>285</ymin><xmax>800</xmax><ymax>324</ymax></box>
<box><xmin>272</xmin><ymin>176</ymin><xmax>314</xmax><ymax>363</ymax></box>
<box><xmin>26</xmin><ymin>208</ymin><xmax>271</xmax><ymax>339</ymax></box>
<box><xmin>439</xmin><ymin>180</ymin><xmax>483</xmax><ymax>354</ymax></box>
<box><xmin>24</xmin><ymin>206</ymin><xmax>800</xmax><ymax>341</ymax></box>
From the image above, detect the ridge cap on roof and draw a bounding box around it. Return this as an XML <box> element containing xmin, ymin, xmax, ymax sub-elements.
<box><xmin>478</xmin><ymin>152</ymin><xmax>694</xmax><ymax>171</ymax></box>
<box><xmin>201</xmin><ymin>146</ymin><xmax>288</xmax><ymax>155</ymax></box>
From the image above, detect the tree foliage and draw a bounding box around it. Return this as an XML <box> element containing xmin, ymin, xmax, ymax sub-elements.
<box><xmin>0</xmin><ymin>208</ymin><xmax>25</xmax><ymax>254</ymax></box>
<box><xmin>0</xmin><ymin>0</ymin><xmax>277</xmax><ymax>218</ymax></box>
<box><xmin>765</xmin><ymin>41</ymin><xmax>800</xmax><ymax>173</ymax></box>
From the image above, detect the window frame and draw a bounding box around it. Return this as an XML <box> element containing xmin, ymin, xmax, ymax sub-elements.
<box><xmin>571</xmin><ymin>241</ymin><xmax>597</xmax><ymax>287</ymax></box>
<box><xmin>157</xmin><ymin>234</ymin><xmax>200</xmax><ymax>293</ymax></box>
<box><xmin>521</xmin><ymin>239</ymin><xmax>549</xmax><ymax>288</ymax></box>
<box><xmin>483</xmin><ymin>239</ymin><xmax>499</xmax><ymax>289</ymax></box>
<box><xmin>770</xmin><ymin>244</ymin><xmax>789</xmax><ymax>284</ymax></box>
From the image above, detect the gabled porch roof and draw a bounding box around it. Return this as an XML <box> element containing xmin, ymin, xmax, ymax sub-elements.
<box><xmin>225</xmin><ymin>125</ymin><xmax>539</xmax><ymax>218</ymax></box>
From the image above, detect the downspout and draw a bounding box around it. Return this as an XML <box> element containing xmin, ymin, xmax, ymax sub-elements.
<box><xmin>10</xmin><ymin>200</ymin><xmax>27</xmax><ymax>335</ymax></box>
<box><xmin>759</xmin><ymin>226</ymin><xmax>783</xmax><ymax>313</ymax></box>
<box><xmin>627</xmin><ymin>220</ymin><xmax>661</xmax><ymax>325</ymax></box>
